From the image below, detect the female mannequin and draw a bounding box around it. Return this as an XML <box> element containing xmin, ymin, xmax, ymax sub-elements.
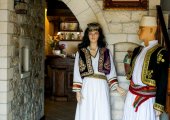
<box><xmin>73</xmin><ymin>22</ymin><xmax>126</xmax><ymax>120</ymax></box>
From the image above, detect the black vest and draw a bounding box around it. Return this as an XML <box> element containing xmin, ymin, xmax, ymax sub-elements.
<box><xmin>79</xmin><ymin>47</ymin><xmax>111</xmax><ymax>78</ymax></box>
<box><xmin>127</xmin><ymin>44</ymin><xmax>169</xmax><ymax>111</ymax></box>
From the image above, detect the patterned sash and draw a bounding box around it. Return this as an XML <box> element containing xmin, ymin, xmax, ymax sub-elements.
<box><xmin>129</xmin><ymin>81</ymin><xmax>156</xmax><ymax>112</ymax></box>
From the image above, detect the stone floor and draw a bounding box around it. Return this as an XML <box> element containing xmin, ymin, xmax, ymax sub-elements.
<box><xmin>44</xmin><ymin>98</ymin><xmax>77</xmax><ymax>120</ymax></box>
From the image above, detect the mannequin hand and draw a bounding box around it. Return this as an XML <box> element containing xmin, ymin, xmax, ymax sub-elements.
<box><xmin>76</xmin><ymin>92</ymin><xmax>83</xmax><ymax>103</ymax></box>
<box><xmin>116</xmin><ymin>86</ymin><xmax>126</xmax><ymax>96</ymax></box>
<box><xmin>155</xmin><ymin>110</ymin><xmax>162</xmax><ymax>116</ymax></box>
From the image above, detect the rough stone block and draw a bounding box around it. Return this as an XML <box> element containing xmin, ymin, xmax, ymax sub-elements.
<box><xmin>7</xmin><ymin>91</ymin><xmax>13</xmax><ymax>103</ymax></box>
<box><xmin>108</xmin><ymin>45</ymin><xmax>114</xmax><ymax>56</ymax></box>
<box><xmin>7</xmin><ymin>46</ymin><xmax>14</xmax><ymax>57</ymax></box>
<box><xmin>90</xmin><ymin>3</ymin><xmax>100</xmax><ymax>14</ymax></box>
<box><xmin>131</xmin><ymin>11</ymin><xmax>148</xmax><ymax>22</ymax></box>
<box><xmin>115</xmin><ymin>42</ymin><xmax>138</xmax><ymax>51</ymax></box>
<box><xmin>127</xmin><ymin>34</ymin><xmax>141</xmax><ymax>45</ymax></box>
<box><xmin>106</xmin><ymin>34</ymin><xmax>127</xmax><ymax>45</ymax></box>
<box><xmin>108</xmin><ymin>23</ymin><xmax>122</xmax><ymax>33</ymax></box>
<box><xmin>104</xmin><ymin>11</ymin><xmax>131</xmax><ymax>23</ymax></box>
<box><xmin>77</xmin><ymin>8</ymin><xmax>97</xmax><ymax>31</ymax></box>
<box><xmin>123</xmin><ymin>23</ymin><xmax>139</xmax><ymax>33</ymax></box>
<box><xmin>96</xmin><ymin>12</ymin><xmax>109</xmax><ymax>34</ymax></box>
<box><xmin>149</xmin><ymin>0</ymin><xmax>160</xmax><ymax>9</ymax></box>
<box><xmin>115</xmin><ymin>62</ymin><xmax>125</xmax><ymax>76</ymax></box>
<box><xmin>87</xmin><ymin>0</ymin><xmax>97</xmax><ymax>7</ymax></box>
<box><xmin>62</xmin><ymin>0</ymin><xmax>71</xmax><ymax>4</ymax></box>
<box><xmin>67</xmin><ymin>0</ymin><xmax>89</xmax><ymax>16</ymax></box>
<box><xmin>115</xmin><ymin>52</ymin><xmax>127</xmax><ymax>63</ymax></box>
<box><xmin>96</xmin><ymin>1</ymin><xmax>103</xmax><ymax>10</ymax></box>
<box><xmin>9</xmin><ymin>11</ymin><xmax>17</xmax><ymax>23</ymax></box>
<box><xmin>149</xmin><ymin>9</ymin><xmax>157</xmax><ymax>16</ymax></box>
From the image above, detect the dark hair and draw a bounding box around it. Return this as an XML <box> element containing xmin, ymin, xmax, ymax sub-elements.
<box><xmin>78</xmin><ymin>24</ymin><xmax>107</xmax><ymax>50</ymax></box>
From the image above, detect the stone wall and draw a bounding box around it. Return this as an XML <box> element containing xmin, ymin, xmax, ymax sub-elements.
<box><xmin>0</xmin><ymin>0</ymin><xmax>45</xmax><ymax>120</ymax></box>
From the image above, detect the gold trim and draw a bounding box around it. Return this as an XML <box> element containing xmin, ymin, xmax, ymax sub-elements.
<box><xmin>143</xmin><ymin>79</ymin><xmax>156</xmax><ymax>86</ymax></box>
<box><xmin>87</xmin><ymin>74</ymin><xmax>107</xmax><ymax>80</ymax></box>
<box><xmin>79</xmin><ymin>57</ymin><xmax>86</xmax><ymax>72</ymax></box>
<box><xmin>98</xmin><ymin>48</ymin><xmax>105</xmax><ymax>72</ymax></box>
<box><xmin>80</xmin><ymin>48</ymin><xmax>94</xmax><ymax>76</ymax></box>
<box><xmin>142</xmin><ymin>45</ymin><xmax>160</xmax><ymax>86</ymax></box>
<box><xmin>109</xmin><ymin>78</ymin><xmax>118</xmax><ymax>89</ymax></box>
<box><xmin>157</xmin><ymin>48</ymin><xmax>166</xmax><ymax>64</ymax></box>
<box><xmin>127</xmin><ymin>47</ymin><xmax>143</xmax><ymax>80</ymax></box>
<box><xmin>104</xmin><ymin>55</ymin><xmax>111</xmax><ymax>70</ymax></box>
<box><xmin>153</xmin><ymin>103</ymin><xmax>164</xmax><ymax>112</ymax></box>
<box><xmin>146</xmin><ymin>70</ymin><xmax>153</xmax><ymax>79</ymax></box>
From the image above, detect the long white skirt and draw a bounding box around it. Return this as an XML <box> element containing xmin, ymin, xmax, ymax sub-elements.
<box><xmin>122</xmin><ymin>91</ymin><xmax>159</xmax><ymax>120</ymax></box>
<box><xmin>74</xmin><ymin>77</ymin><xmax>111</xmax><ymax>120</ymax></box>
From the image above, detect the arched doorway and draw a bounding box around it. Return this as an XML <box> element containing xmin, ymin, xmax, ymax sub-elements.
<box><xmin>44</xmin><ymin>0</ymin><xmax>94</xmax><ymax>119</ymax></box>
<box><xmin>44</xmin><ymin>0</ymin><xmax>109</xmax><ymax>119</ymax></box>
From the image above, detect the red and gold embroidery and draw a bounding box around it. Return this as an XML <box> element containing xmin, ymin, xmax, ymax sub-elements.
<box><xmin>98</xmin><ymin>48</ymin><xmax>105</xmax><ymax>72</ymax></box>
<box><xmin>104</xmin><ymin>56</ymin><xmax>111</xmax><ymax>70</ymax></box>
<box><xmin>129</xmin><ymin>81</ymin><xmax>156</xmax><ymax>112</ymax></box>
<box><xmin>108</xmin><ymin>77</ymin><xmax>118</xmax><ymax>90</ymax></box>
<box><xmin>72</xmin><ymin>82</ymin><xmax>82</xmax><ymax>92</ymax></box>
<box><xmin>142</xmin><ymin>45</ymin><xmax>159</xmax><ymax>86</ymax></box>
<box><xmin>157</xmin><ymin>48</ymin><xmax>166</xmax><ymax>64</ymax></box>
<box><xmin>79</xmin><ymin>57</ymin><xmax>86</xmax><ymax>72</ymax></box>
<box><xmin>153</xmin><ymin>103</ymin><xmax>164</xmax><ymax>112</ymax></box>
<box><xmin>80</xmin><ymin>48</ymin><xmax>94</xmax><ymax>77</ymax></box>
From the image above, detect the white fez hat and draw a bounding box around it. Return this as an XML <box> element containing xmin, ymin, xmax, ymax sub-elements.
<box><xmin>139</xmin><ymin>16</ymin><xmax>157</xmax><ymax>27</ymax></box>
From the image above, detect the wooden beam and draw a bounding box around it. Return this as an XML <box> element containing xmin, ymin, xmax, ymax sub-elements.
<box><xmin>166</xmin><ymin>68</ymin><xmax>170</xmax><ymax>115</ymax></box>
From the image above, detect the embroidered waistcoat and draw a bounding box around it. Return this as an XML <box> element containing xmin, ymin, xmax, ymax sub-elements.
<box><xmin>127</xmin><ymin>44</ymin><xmax>169</xmax><ymax>112</ymax></box>
<box><xmin>79</xmin><ymin>47</ymin><xmax>111</xmax><ymax>78</ymax></box>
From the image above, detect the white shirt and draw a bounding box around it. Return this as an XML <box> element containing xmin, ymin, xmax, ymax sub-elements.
<box><xmin>132</xmin><ymin>40</ymin><xmax>158</xmax><ymax>86</ymax></box>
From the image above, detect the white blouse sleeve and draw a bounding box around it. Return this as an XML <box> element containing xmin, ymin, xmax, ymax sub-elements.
<box><xmin>106</xmin><ymin>50</ymin><xmax>118</xmax><ymax>90</ymax></box>
<box><xmin>72</xmin><ymin>51</ymin><xmax>83</xmax><ymax>92</ymax></box>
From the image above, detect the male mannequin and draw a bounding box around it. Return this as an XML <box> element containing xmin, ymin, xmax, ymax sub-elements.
<box><xmin>122</xmin><ymin>16</ymin><xmax>169</xmax><ymax>120</ymax></box>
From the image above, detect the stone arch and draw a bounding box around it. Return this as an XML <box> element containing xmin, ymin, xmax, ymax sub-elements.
<box><xmin>112</xmin><ymin>42</ymin><xmax>139</xmax><ymax>76</ymax></box>
<box><xmin>61</xmin><ymin>0</ymin><xmax>109</xmax><ymax>34</ymax></box>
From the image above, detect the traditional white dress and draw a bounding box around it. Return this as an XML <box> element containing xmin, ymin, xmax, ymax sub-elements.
<box><xmin>73</xmin><ymin>48</ymin><xmax>118</xmax><ymax>120</ymax></box>
<box><xmin>122</xmin><ymin>40</ymin><xmax>159</xmax><ymax>120</ymax></box>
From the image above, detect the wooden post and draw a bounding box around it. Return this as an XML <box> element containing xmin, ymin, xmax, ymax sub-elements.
<box><xmin>166</xmin><ymin>68</ymin><xmax>170</xmax><ymax>117</ymax></box>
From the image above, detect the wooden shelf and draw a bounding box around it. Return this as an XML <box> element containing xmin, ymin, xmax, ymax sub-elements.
<box><xmin>60</xmin><ymin>39</ymin><xmax>82</xmax><ymax>41</ymax></box>
<box><xmin>59</xmin><ymin>30</ymin><xmax>82</xmax><ymax>32</ymax></box>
